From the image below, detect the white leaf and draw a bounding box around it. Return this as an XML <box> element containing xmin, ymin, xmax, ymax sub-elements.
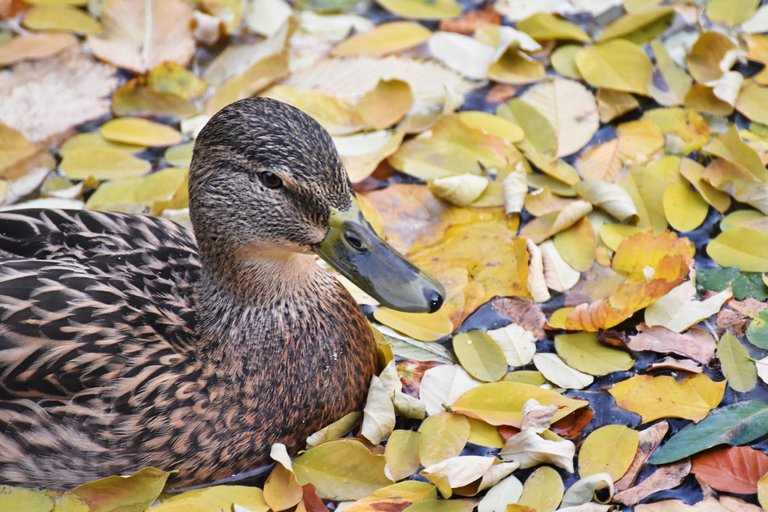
<box><xmin>756</xmin><ymin>355</ymin><xmax>768</xmax><ymax>384</ymax></box>
<box><xmin>503</xmin><ymin>165</ymin><xmax>527</xmax><ymax>215</ymax></box>
<box><xmin>270</xmin><ymin>443</ymin><xmax>293</xmax><ymax>471</ymax></box>
<box><xmin>428</xmin><ymin>32</ymin><xmax>496</xmax><ymax>80</ymax></box>
<box><xmin>245</xmin><ymin>0</ymin><xmax>291</xmax><ymax>36</ymax></box>
<box><xmin>478</xmin><ymin>475</ymin><xmax>523</xmax><ymax>512</ymax></box>
<box><xmin>645</xmin><ymin>281</ymin><xmax>733</xmax><ymax>333</ymax></box>
<box><xmin>576</xmin><ymin>180</ymin><xmax>638</xmax><ymax>222</ymax></box>
<box><xmin>527</xmin><ymin>239</ymin><xmax>551</xmax><ymax>302</ymax></box>
<box><xmin>376</xmin><ymin>324</ymin><xmax>454</xmax><ymax>364</ymax></box>
<box><xmin>520</xmin><ymin>398</ymin><xmax>558</xmax><ymax>434</ymax></box>
<box><xmin>421</xmin><ymin>455</ymin><xmax>496</xmax><ymax>489</ymax></box>
<box><xmin>430</xmin><ymin>174</ymin><xmax>489</xmax><ymax>206</ymax></box>
<box><xmin>533</xmin><ymin>353</ymin><xmax>594</xmax><ymax>390</ymax></box>
<box><xmin>487</xmin><ymin>323</ymin><xmax>536</xmax><ymax>368</ymax></box>
<box><xmin>360</xmin><ymin>375</ymin><xmax>396</xmax><ymax>445</ymax></box>
<box><xmin>561</xmin><ymin>473</ymin><xmax>614</xmax><ymax>508</ymax></box>
<box><xmin>476</xmin><ymin>461</ymin><xmax>520</xmax><ymax>492</ymax></box>
<box><xmin>499</xmin><ymin>430</ymin><xmax>575</xmax><ymax>472</ymax></box>
<box><xmin>706</xmin><ymin>71</ymin><xmax>744</xmax><ymax>107</ymax></box>
<box><xmin>540</xmin><ymin>240</ymin><xmax>580</xmax><ymax>292</ymax></box>
<box><xmin>420</xmin><ymin>364</ymin><xmax>481</xmax><ymax>416</ymax></box>
<box><xmin>743</xmin><ymin>5</ymin><xmax>768</xmax><ymax>33</ymax></box>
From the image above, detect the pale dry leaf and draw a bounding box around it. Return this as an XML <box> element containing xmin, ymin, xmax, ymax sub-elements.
<box><xmin>561</xmin><ymin>474</ymin><xmax>613</xmax><ymax>508</ymax></box>
<box><xmin>533</xmin><ymin>353</ymin><xmax>594</xmax><ymax>390</ymax></box>
<box><xmin>645</xmin><ymin>281</ymin><xmax>732</xmax><ymax>333</ymax></box>
<box><xmin>420</xmin><ymin>364</ymin><xmax>481</xmax><ymax>416</ymax></box>
<box><xmin>500</xmin><ymin>429</ymin><xmax>576</xmax><ymax>471</ymax></box>
<box><xmin>477</xmin><ymin>475</ymin><xmax>523</xmax><ymax>512</ymax></box>
<box><xmin>503</xmin><ymin>164</ymin><xmax>527</xmax><ymax>214</ymax></box>
<box><xmin>88</xmin><ymin>0</ymin><xmax>195</xmax><ymax>74</ymax></box>
<box><xmin>615</xmin><ymin>421</ymin><xmax>669</xmax><ymax>492</ymax></box>
<box><xmin>361</xmin><ymin>375</ymin><xmax>396</xmax><ymax>445</ymax></box>
<box><xmin>628</xmin><ymin>325</ymin><xmax>717</xmax><ymax>364</ymax></box>
<box><xmin>0</xmin><ymin>33</ymin><xmax>77</xmax><ymax>67</ymax></box>
<box><xmin>0</xmin><ymin>47</ymin><xmax>117</xmax><ymax>142</ymax></box>
<box><xmin>540</xmin><ymin>240</ymin><xmax>580</xmax><ymax>292</ymax></box>
<box><xmin>613</xmin><ymin>461</ymin><xmax>691</xmax><ymax>506</ymax></box>
<box><xmin>487</xmin><ymin>323</ymin><xmax>536</xmax><ymax>368</ymax></box>
<box><xmin>576</xmin><ymin>180</ymin><xmax>638</xmax><ymax>222</ymax></box>
<box><xmin>527</xmin><ymin>239</ymin><xmax>551</xmax><ymax>302</ymax></box>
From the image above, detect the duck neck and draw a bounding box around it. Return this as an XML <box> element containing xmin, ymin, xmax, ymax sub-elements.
<box><xmin>193</xmin><ymin>244</ymin><xmax>332</xmax><ymax>370</ymax></box>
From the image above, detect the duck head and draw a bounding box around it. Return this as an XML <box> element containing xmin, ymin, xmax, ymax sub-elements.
<box><xmin>189</xmin><ymin>97</ymin><xmax>444</xmax><ymax>313</ymax></box>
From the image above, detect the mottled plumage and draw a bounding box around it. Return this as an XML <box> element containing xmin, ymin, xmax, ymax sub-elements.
<box><xmin>0</xmin><ymin>99</ymin><xmax>380</xmax><ymax>488</ymax></box>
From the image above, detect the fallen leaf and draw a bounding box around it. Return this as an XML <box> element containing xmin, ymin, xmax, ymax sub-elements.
<box><xmin>342</xmin><ymin>481</ymin><xmax>436</xmax><ymax>512</ymax></box>
<box><xmin>100</xmin><ymin>118</ymin><xmax>183</xmax><ymax>147</ymax></box>
<box><xmin>615</xmin><ymin>422</ymin><xmax>669</xmax><ymax>491</ymax></box>
<box><xmin>686</xmin><ymin>31</ymin><xmax>741</xmax><ymax>84</ymax></box>
<box><xmin>578</xmin><ymin>425</ymin><xmax>639</xmax><ymax>481</ymax></box>
<box><xmin>59</xmin><ymin>467</ymin><xmax>171</xmax><ymax>512</ymax></box>
<box><xmin>418</xmin><ymin>411</ymin><xmax>470</xmax><ymax>466</ymax></box>
<box><xmin>477</xmin><ymin>475</ymin><xmax>523</xmax><ymax>512</ymax></box>
<box><xmin>453</xmin><ymin>331</ymin><xmax>507</xmax><ymax>382</ymax></box>
<box><xmin>516</xmin><ymin>12</ymin><xmax>589</xmax><ymax>42</ymax></box>
<box><xmin>384</xmin><ymin>430</ymin><xmax>421</xmax><ymax>482</ymax></box>
<box><xmin>627</xmin><ymin>325</ymin><xmax>717</xmax><ymax>364</ymax></box>
<box><xmin>22</xmin><ymin>5</ymin><xmax>101</xmax><ymax>34</ymax></box>
<box><xmin>0</xmin><ymin>33</ymin><xmax>77</xmax><ymax>66</ymax></box>
<box><xmin>419</xmin><ymin>364</ymin><xmax>481</xmax><ymax>416</ymax></box>
<box><xmin>609</xmin><ymin>373</ymin><xmax>725</xmax><ymax>423</ymax></box>
<box><xmin>596</xmin><ymin>6</ymin><xmax>674</xmax><ymax>43</ymax></box>
<box><xmin>151</xmin><ymin>485</ymin><xmax>269</xmax><ymax>512</ymax></box>
<box><xmin>333</xmin><ymin>21</ymin><xmax>431</xmax><ymax>57</ymax></box>
<box><xmin>691</xmin><ymin>445</ymin><xmax>768</xmax><ymax>494</ymax></box>
<box><xmin>88</xmin><ymin>0</ymin><xmax>194</xmax><ymax>74</ymax></box>
<box><xmin>533</xmin><ymin>353</ymin><xmax>594</xmax><ymax>390</ymax></box>
<box><xmin>706</xmin><ymin>0</ymin><xmax>760</xmax><ymax>27</ymax></box>
<box><xmin>554</xmin><ymin>332</ymin><xmax>634</xmax><ymax>376</ymax></box>
<box><xmin>305</xmin><ymin>412</ymin><xmax>360</xmax><ymax>448</ymax></box>
<box><xmin>575</xmin><ymin>39</ymin><xmax>652</xmax><ymax>95</ymax></box>
<box><xmin>517</xmin><ymin>466</ymin><xmax>563</xmax><ymax>512</ymax></box>
<box><xmin>375</xmin><ymin>0</ymin><xmax>461</xmax><ymax>20</ymax></box>
<box><xmin>717</xmin><ymin>332</ymin><xmax>757</xmax><ymax>393</ymax></box>
<box><xmin>613</xmin><ymin>461</ymin><xmax>691</xmax><ymax>506</ymax></box>
<box><xmin>644</xmin><ymin>281</ymin><xmax>732</xmax><ymax>333</ymax></box>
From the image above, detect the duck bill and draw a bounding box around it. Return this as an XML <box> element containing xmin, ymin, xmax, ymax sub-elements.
<box><xmin>313</xmin><ymin>198</ymin><xmax>445</xmax><ymax>314</ymax></box>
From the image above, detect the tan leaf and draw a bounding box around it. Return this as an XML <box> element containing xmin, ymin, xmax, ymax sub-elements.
<box><xmin>88</xmin><ymin>0</ymin><xmax>195</xmax><ymax>74</ymax></box>
<box><xmin>0</xmin><ymin>33</ymin><xmax>77</xmax><ymax>66</ymax></box>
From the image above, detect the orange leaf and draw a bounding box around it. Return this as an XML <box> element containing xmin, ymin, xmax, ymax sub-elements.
<box><xmin>691</xmin><ymin>445</ymin><xmax>768</xmax><ymax>494</ymax></box>
<box><xmin>612</xmin><ymin>231</ymin><xmax>694</xmax><ymax>282</ymax></box>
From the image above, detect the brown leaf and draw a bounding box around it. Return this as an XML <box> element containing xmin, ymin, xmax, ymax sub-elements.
<box><xmin>88</xmin><ymin>0</ymin><xmax>194</xmax><ymax>73</ymax></box>
<box><xmin>491</xmin><ymin>297</ymin><xmax>547</xmax><ymax>338</ymax></box>
<box><xmin>627</xmin><ymin>325</ymin><xmax>717</xmax><ymax>364</ymax></box>
<box><xmin>0</xmin><ymin>47</ymin><xmax>117</xmax><ymax>143</ymax></box>
<box><xmin>615</xmin><ymin>421</ymin><xmax>669</xmax><ymax>492</ymax></box>
<box><xmin>301</xmin><ymin>484</ymin><xmax>329</xmax><ymax>512</ymax></box>
<box><xmin>691</xmin><ymin>445</ymin><xmax>768</xmax><ymax>494</ymax></box>
<box><xmin>438</xmin><ymin>5</ymin><xmax>500</xmax><ymax>35</ymax></box>
<box><xmin>613</xmin><ymin>460</ymin><xmax>691</xmax><ymax>506</ymax></box>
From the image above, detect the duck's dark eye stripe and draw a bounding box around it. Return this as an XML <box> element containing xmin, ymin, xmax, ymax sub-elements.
<box><xmin>258</xmin><ymin>171</ymin><xmax>283</xmax><ymax>189</ymax></box>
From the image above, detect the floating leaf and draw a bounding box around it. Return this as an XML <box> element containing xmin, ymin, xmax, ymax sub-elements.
<box><xmin>419</xmin><ymin>364</ymin><xmax>481</xmax><ymax>416</ymax></box>
<box><xmin>385</xmin><ymin>430</ymin><xmax>421</xmax><ymax>482</ymax></box>
<box><xmin>100</xmin><ymin>118</ymin><xmax>183</xmax><ymax>147</ymax></box>
<box><xmin>707</xmin><ymin>218</ymin><xmax>768</xmax><ymax>272</ymax></box>
<box><xmin>609</xmin><ymin>373</ymin><xmax>726</xmax><ymax>424</ymax></box>
<box><xmin>264</xmin><ymin>445</ymin><xmax>303</xmax><ymax>512</ymax></box>
<box><xmin>356</xmin><ymin>79</ymin><xmax>413</xmax><ymax>130</ymax></box>
<box><xmin>686</xmin><ymin>32</ymin><xmax>740</xmax><ymax>84</ymax></box>
<box><xmin>374</xmin><ymin>0</ymin><xmax>461</xmax><ymax>20</ymax></box>
<box><xmin>736</xmin><ymin>81</ymin><xmax>768</xmax><ymax>125</ymax></box>
<box><xmin>151</xmin><ymin>485</ymin><xmax>269</xmax><ymax>512</ymax></box>
<box><xmin>0</xmin><ymin>33</ymin><xmax>77</xmax><ymax>67</ymax></box>
<box><xmin>644</xmin><ymin>281</ymin><xmax>732</xmax><ymax>333</ymax></box>
<box><xmin>717</xmin><ymin>332</ymin><xmax>757</xmax><ymax>393</ymax></box>
<box><xmin>292</xmin><ymin>439</ymin><xmax>392</xmax><ymax>501</ymax></box>
<box><xmin>453</xmin><ymin>330</ymin><xmax>508</xmax><ymax>382</ymax></box>
<box><xmin>451</xmin><ymin>381</ymin><xmax>588</xmax><ymax>427</ymax></box>
<box><xmin>553</xmin><ymin>217</ymin><xmax>596</xmax><ymax>272</ymax></box>
<box><xmin>579</xmin><ymin>425</ymin><xmax>639</xmax><ymax>480</ymax></box>
<box><xmin>343</xmin><ymin>481</ymin><xmax>437</xmax><ymax>512</ymax></box>
<box><xmin>550</xmin><ymin>45</ymin><xmax>583</xmax><ymax>80</ymax></box>
<box><xmin>554</xmin><ymin>332</ymin><xmax>634</xmax><ymax>376</ymax></box>
<box><xmin>517</xmin><ymin>466</ymin><xmax>563</xmax><ymax>512</ymax></box>
<box><xmin>419</xmin><ymin>412</ymin><xmax>470</xmax><ymax>466</ymax></box>
<box><xmin>516</xmin><ymin>12</ymin><xmax>589</xmax><ymax>42</ymax></box>
<box><xmin>534</xmin><ymin>353</ymin><xmax>594</xmax><ymax>390</ymax></box>
<box><xmin>23</xmin><ymin>5</ymin><xmax>101</xmax><ymax>34</ymax></box>
<box><xmin>596</xmin><ymin>6</ymin><xmax>673</xmax><ymax>43</ymax></box>
<box><xmin>692</xmin><ymin>445</ymin><xmax>768</xmax><ymax>494</ymax></box>
<box><xmin>575</xmin><ymin>40</ymin><xmax>652</xmax><ymax>95</ymax></box>
<box><xmin>333</xmin><ymin>21</ymin><xmax>432</xmax><ymax>57</ymax></box>
<box><xmin>61</xmin><ymin>147</ymin><xmax>151</xmax><ymax>181</ymax></box>
<box><xmin>627</xmin><ymin>325</ymin><xmax>717</xmax><ymax>364</ymax></box>
<box><xmin>706</xmin><ymin>0</ymin><xmax>760</xmax><ymax>27</ymax></box>
<box><xmin>88</xmin><ymin>0</ymin><xmax>194</xmax><ymax>74</ymax></box>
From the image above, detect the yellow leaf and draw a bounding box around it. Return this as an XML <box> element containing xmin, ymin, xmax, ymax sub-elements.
<box><xmin>533</xmin><ymin>353</ymin><xmax>594</xmax><ymax>389</ymax></box>
<box><xmin>151</xmin><ymin>485</ymin><xmax>269</xmax><ymax>512</ymax></box>
<box><xmin>519</xmin><ymin>78</ymin><xmax>599</xmax><ymax>157</ymax></box>
<box><xmin>684</xmin><ymin>84</ymin><xmax>735</xmax><ymax>116</ymax></box>
<box><xmin>0</xmin><ymin>33</ymin><xmax>77</xmax><ymax>66</ymax></box>
<box><xmin>497</xmin><ymin>98</ymin><xmax>557</xmax><ymax>156</ymax></box>
<box><xmin>343</xmin><ymin>481</ymin><xmax>437</xmax><ymax>512</ymax></box>
<box><xmin>609</xmin><ymin>374</ymin><xmax>726</xmax><ymax>423</ymax></box>
<box><xmin>333</xmin><ymin>22</ymin><xmax>432</xmax><ymax>57</ymax></box>
<box><xmin>686</xmin><ymin>31</ymin><xmax>739</xmax><ymax>84</ymax></box>
<box><xmin>336</xmin><ymin>125</ymin><xmax>409</xmax><ymax>183</ymax></box>
<box><xmin>262</xmin><ymin>85</ymin><xmax>362</xmax><ymax>135</ymax></box>
<box><xmin>0</xmin><ymin>486</ymin><xmax>53</xmax><ymax>512</ymax></box>
<box><xmin>596</xmin><ymin>88</ymin><xmax>640</xmax><ymax>123</ymax></box>
<box><xmin>456</xmin><ymin>111</ymin><xmax>524</xmax><ymax>144</ymax></box>
<box><xmin>578</xmin><ymin>425</ymin><xmax>640</xmax><ymax>480</ymax></box>
<box><xmin>85</xmin><ymin>177</ymin><xmax>143</xmax><ymax>212</ymax></box>
<box><xmin>759</xmin><ymin>473</ymin><xmax>768</xmax><ymax>510</ymax></box>
<box><xmin>612</xmin><ymin>230</ymin><xmax>694</xmax><ymax>282</ymax></box>
<box><xmin>703</xmin><ymin>125</ymin><xmax>768</xmax><ymax>181</ymax></box>
<box><xmin>598</xmin><ymin>223</ymin><xmax>643</xmax><ymax>252</ymax></box>
<box><xmin>429</xmin><ymin>174</ymin><xmax>489</xmax><ymax>207</ymax></box>
<box><xmin>385</xmin><ymin>430</ymin><xmax>422</xmax><ymax>481</ymax></box>
<box><xmin>467</xmin><ymin>418</ymin><xmax>504</xmax><ymax>449</ymax></box>
<box><xmin>356</xmin><ymin>79</ymin><xmax>413</xmax><ymax>130</ymax></box>
<box><xmin>554</xmin><ymin>217</ymin><xmax>597</xmax><ymax>272</ymax></box>
<box><xmin>554</xmin><ymin>332</ymin><xmax>634</xmax><ymax>376</ymax></box>
<box><xmin>135</xmin><ymin>167</ymin><xmax>187</xmax><ymax>206</ymax></box>
<box><xmin>0</xmin><ymin>123</ymin><xmax>39</xmax><ymax>175</ymax></box>
<box><xmin>373</xmin><ymin>308</ymin><xmax>454</xmax><ymax>342</ymax></box>
<box><xmin>576</xmin><ymin>180</ymin><xmax>638</xmax><ymax>222</ymax></box>
<box><xmin>451</xmin><ymin>381</ymin><xmax>589</xmax><ymax>427</ymax></box>
<box><xmin>264</xmin><ymin>464</ymin><xmax>303</xmax><ymax>512</ymax></box>
<box><xmin>517</xmin><ymin>466</ymin><xmax>564</xmax><ymax>512</ymax></box>
<box><xmin>23</xmin><ymin>5</ymin><xmax>102</xmax><ymax>34</ymax></box>
<box><xmin>706</xmin><ymin>0</ymin><xmax>760</xmax><ymax>27</ymax></box>
<box><xmin>419</xmin><ymin>412</ymin><xmax>470</xmax><ymax>467</ymax></box>
<box><xmin>550</xmin><ymin>45</ymin><xmax>583</xmax><ymax>80</ymax></box>
<box><xmin>453</xmin><ymin>331</ymin><xmax>508</xmax><ymax>382</ymax></box>
<box><xmin>520</xmin><ymin>200</ymin><xmax>593</xmax><ymax>243</ymax></box>
<box><xmin>516</xmin><ymin>12</ymin><xmax>590</xmax><ymax>42</ymax></box>
<box><xmin>206</xmin><ymin>51</ymin><xmax>289</xmax><ymax>115</ymax></box>
<box><xmin>649</xmin><ymin>40</ymin><xmax>692</xmax><ymax>107</ymax></box>
<box><xmin>293</xmin><ymin>439</ymin><xmax>392</xmax><ymax>501</ymax></box>
<box><xmin>374</xmin><ymin>0</ymin><xmax>461</xmax><ymax>20</ymax></box>
<box><xmin>678</xmin><ymin>157</ymin><xmax>731</xmax><ymax>212</ymax></box>
<box><xmin>100</xmin><ymin>118</ymin><xmax>183</xmax><ymax>147</ymax></box>
<box><xmin>576</xmin><ymin>120</ymin><xmax>664</xmax><ymax>181</ymax></box>
<box><xmin>61</xmin><ymin>148</ymin><xmax>151</xmax><ymax>181</ymax></box>
<box><xmin>62</xmin><ymin>467</ymin><xmax>170</xmax><ymax>512</ymax></box>
<box><xmin>488</xmin><ymin>48</ymin><xmax>547</xmax><ymax>85</ymax></box>
<box><xmin>575</xmin><ymin>39</ymin><xmax>652</xmax><ymax>95</ymax></box>
<box><xmin>707</xmin><ymin>222</ymin><xmax>768</xmax><ymax>272</ymax></box>
<box><xmin>596</xmin><ymin>6</ymin><xmax>673</xmax><ymax>43</ymax></box>
<box><xmin>717</xmin><ymin>332</ymin><xmax>757</xmax><ymax>393</ymax></box>
<box><xmin>617</xmin><ymin>161</ymin><xmax>669</xmax><ymax>233</ymax></box>
<box><xmin>736</xmin><ymin>81</ymin><xmax>768</xmax><ymax>125</ymax></box>
<box><xmin>641</xmin><ymin>108</ymin><xmax>709</xmax><ymax>155</ymax></box>
<box><xmin>662</xmin><ymin>181</ymin><xmax>709</xmax><ymax>232</ymax></box>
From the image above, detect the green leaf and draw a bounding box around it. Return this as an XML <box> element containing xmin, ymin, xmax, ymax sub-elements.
<box><xmin>649</xmin><ymin>400</ymin><xmax>768</xmax><ymax>464</ymax></box>
<box><xmin>747</xmin><ymin>310</ymin><xmax>768</xmax><ymax>349</ymax></box>
<box><xmin>293</xmin><ymin>439</ymin><xmax>392</xmax><ymax>500</ymax></box>
<box><xmin>452</xmin><ymin>330</ymin><xmax>508</xmax><ymax>382</ymax></box>
<box><xmin>717</xmin><ymin>332</ymin><xmax>757</xmax><ymax>393</ymax></box>
<box><xmin>150</xmin><ymin>485</ymin><xmax>269</xmax><ymax>512</ymax></box>
<box><xmin>554</xmin><ymin>332</ymin><xmax>634</xmax><ymax>376</ymax></box>
<box><xmin>698</xmin><ymin>267</ymin><xmax>768</xmax><ymax>301</ymax></box>
<box><xmin>58</xmin><ymin>467</ymin><xmax>171</xmax><ymax>512</ymax></box>
<box><xmin>0</xmin><ymin>486</ymin><xmax>53</xmax><ymax>512</ymax></box>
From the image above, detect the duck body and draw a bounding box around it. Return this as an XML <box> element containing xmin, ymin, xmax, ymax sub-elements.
<box><xmin>0</xmin><ymin>98</ymin><xmax>444</xmax><ymax>488</ymax></box>
<box><xmin>0</xmin><ymin>208</ymin><xmax>375</xmax><ymax>488</ymax></box>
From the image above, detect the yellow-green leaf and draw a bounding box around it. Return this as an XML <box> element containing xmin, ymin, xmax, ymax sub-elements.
<box><xmin>385</xmin><ymin>430</ymin><xmax>422</xmax><ymax>481</ymax></box>
<box><xmin>554</xmin><ymin>332</ymin><xmax>634</xmax><ymax>376</ymax></box>
<box><xmin>333</xmin><ymin>22</ymin><xmax>432</xmax><ymax>57</ymax></box>
<box><xmin>578</xmin><ymin>425</ymin><xmax>639</xmax><ymax>480</ymax></box>
<box><xmin>150</xmin><ymin>485</ymin><xmax>269</xmax><ymax>512</ymax></box>
<box><xmin>609</xmin><ymin>374</ymin><xmax>726</xmax><ymax>423</ymax></box>
<box><xmin>418</xmin><ymin>412</ymin><xmax>470</xmax><ymax>467</ymax></box>
<box><xmin>707</xmin><ymin>224</ymin><xmax>768</xmax><ymax>272</ymax></box>
<box><xmin>100</xmin><ymin>118</ymin><xmax>183</xmax><ymax>147</ymax></box>
<box><xmin>374</xmin><ymin>0</ymin><xmax>461</xmax><ymax>20</ymax></box>
<box><xmin>517</xmin><ymin>13</ymin><xmax>590</xmax><ymax>42</ymax></box>
<box><xmin>553</xmin><ymin>217</ymin><xmax>596</xmax><ymax>272</ymax></box>
<box><xmin>292</xmin><ymin>439</ymin><xmax>392</xmax><ymax>501</ymax></box>
<box><xmin>663</xmin><ymin>181</ymin><xmax>709</xmax><ymax>232</ymax></box>
<box><xmin>517</xmin><ymin>466</ymin><xmax>563</xmax><ymax>512</ymax></box>
<box><xmin>23</xmin><ymin>6</ymin><xmax>102</xmax><ymax>35</ymax></box>
<box><xmin>344</xmin><ymin>481</ymin><xmax>437</xmax><ymax>512</ymax></box>
<box><xmin>736</xmin><ymin>81</ymin><xmax>768</xmax><ymax>125</ymax></box>
<box><xmin>61</xmin><ymin>467</ymin><xmax>170</xmax><ymax>512</ymax></box>
<box><xmin>60</xmin><ymin>148</ymin><xmax>151</xmax><ymax>181</ymax></box>
<box><xmin>0</xmin><ymin>486</ymin><xmax>53</xmax><ymax>512</ymax></box>
<box><xmin>451</xmin><ymin>381</ymin><xmax>589</xmax><ymax>427</ymax></box>
<box><xmin>453</xmin><ymin>330</ymin><xmax>508</xmax><ymax>382</ymax></box>
<box><xmin>575</xmin><ymin>40</ymin><xmax>652</xmax><ymax>95</ymax></box>
<box><xmin>706</xmin><ymin>0</ymin><xmax>760</xmax><ymax>27</ymax></box>
<box><xmin>717</xmin><ymin>332</ymin><xmax>758</xmax><ymax>393</ymax></box>
<box><xmin>357</xmin><ymin>79</ymin><xmax>413</xmax><ymax>130</ymax></box>
<box><xmin>596</xmin><ymin>6</ymin><xmax>673</xmax><ymax>43</ymax></box>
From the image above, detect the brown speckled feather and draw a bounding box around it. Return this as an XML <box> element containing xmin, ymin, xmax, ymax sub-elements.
<box><xmin>0</xmin><ymin>99</ymin><xmax>378</xmax><ymax>488</ymax></box>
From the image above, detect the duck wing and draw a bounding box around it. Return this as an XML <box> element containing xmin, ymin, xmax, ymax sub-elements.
<box><xmin>0</xmin><ymin>209</ymin><xmax>201</xmax><ymax>401</ymax></box>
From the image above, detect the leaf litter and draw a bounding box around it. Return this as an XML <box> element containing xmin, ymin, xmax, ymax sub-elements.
<box><xmin>3</xmin><ymin>0</ymin><xmax>768</xmax><ymax>510</ymax></box>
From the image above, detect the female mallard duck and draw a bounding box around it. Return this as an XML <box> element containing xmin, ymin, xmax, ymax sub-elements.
<box><xmin>0</xmin><ymin>98</ymin><xmax>444</xmax><ymax>488</ymax></box>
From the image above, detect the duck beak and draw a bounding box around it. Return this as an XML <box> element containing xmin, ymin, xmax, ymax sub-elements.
<box><xmin>313</xmin><ymin>197</ymin><xmax>445</xmax><ymax>313</ymax></box>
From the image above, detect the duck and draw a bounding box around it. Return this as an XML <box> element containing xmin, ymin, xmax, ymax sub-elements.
<box><xmin>0</xmin><ymin>98</ymin><xmax>445</xmax><ymax>489</ymax></box>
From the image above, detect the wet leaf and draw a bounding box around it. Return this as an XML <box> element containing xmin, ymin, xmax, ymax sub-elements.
<box><xmin>22</xmin><ymin>5</ymin><xmax>101</xmax><ymax>34</ymax></box>
<box><xmin>575</xmin><ymin>40</ymin><xmax>652</xmax><ymax>95</ymax></box>
<box><xmin>453</xmin><ymin>330</ymin><xmax>507</xmax><ymax>382</ymax></box>
<box><xmin>596</xmin><ymin>6</ymin><xmax>673</xmax><ymax>43</ymax></box>
<box><xmin>706</xmin><ymin>0</ymin><xmax>760</xmax><ymax>27</ymax></box>
<box><xmin>151</xmin><ymin>485</ymin><xmax>269</xmax><ymax>512</ymax></box>
<box><xmin>419</xmin><ymin>364</ymin><xmax>481</xmax><ymax>416</ymax></box>
<box><xmin>533</xmin><ymin>353</ymin><xmax>594</xmax><ymax>390</ymax></box>
<box><xmin>333</xmin><ymin>21</ymin><xmax>432</xmax><ymax>57</ymax></box>
<box><xmin>554</xmin><ymin>332</ymin><xmax>634</xmax><ymax>376</ymax></box>
<box><xmin>418</xmin><ymin>412</ymin><xmax>470</xmax><ymax>466</ymax></box>
<box><xmin>579</xmin><ymin>425</ymin><xmax>639</xmax><ymax>480</ymax></box>
<box><xmin>374</xmin><ymin>0</ymin><xmax>461</xmax><ymax>20</ymax></box>
<box><xmin>650</xmin><ymin>400</ymin><xmax>768</xmax><ymax>464</ymax></box>
<box><xmin>609</xmin><ymin>373</ymin><xmax>726</xmax><ymax>424</ymax></box>
<box><xmin>292</xmin><ymin>439</ymin><xmax>392</xmax><ymax>500</ymax></box>
<box><xmin>384</xmin><ymin>430</ymin><xmax>421</xmax><ymax>481</ymax></box>
<box><xmin>451</xmin><ymin>381</ymin><xmax>589</xmax><ymax>427</ymax></box>
<box><xmin>717</xmin><ymin>332</ymin><xmax>757</xmax><ymax>393</ymax></box>
<box><xmin>698</xmin><ymin>267</ymin><xmax>768</xmax><ymax>301</ymax></box>
<box><xmin>0</xmin><ymin>33</ymin><xmax>77</xmax><ymax>67</ymax></box>
<box><xmin>517</xmin><ymin>466</ymin><xmax>563</xmax><ymax>512</ymax></box>
<box><xmin>343</xmin><ymin>481</ymin><xmax>436</xmax><ymax>512</ymax></box>
<box><xmin>707</xmin><ymin>217</ymin><xmax>768</xmax><ymax>272</ymax></box>
<box><xmin>88</xmin><ymin>0</ymin><xmax>194</xmax><ymax>74</ymax></box>
<box><xmin>627</xmin><ymin>325</ymin><xmax>717</xmax><ymax>364</ymax></box>
<box><xmin>516</xmin><ymin>12</ymin><xmax>589</xmax><ymax>42</ymax></box>
<box><xmin>691</xmin><ymin>445</ymin><xmax>768</xmax><ymax>494</ymax></box>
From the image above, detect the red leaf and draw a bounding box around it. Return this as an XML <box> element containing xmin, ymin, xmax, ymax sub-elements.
<box><xmin>691</xmin><ymin>445</ymin><xmax>768</xmax><ymax>494</ymax></box>
<box><xmin>302</xmin><ymin>484</ymin><xmax>329</xmax><ymax>512</ymax></box>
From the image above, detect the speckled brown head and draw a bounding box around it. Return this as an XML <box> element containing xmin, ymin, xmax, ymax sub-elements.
<box><xmin>189</xmin><ymin>97</ymin><xmax>444</xmax><ymax>313</ymax></box>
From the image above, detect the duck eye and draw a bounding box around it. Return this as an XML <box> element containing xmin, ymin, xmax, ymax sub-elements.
<box><xmin>258</xmin><ymin>171</ymin><xmax>283</xmax><ymax>189</ymax></box>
